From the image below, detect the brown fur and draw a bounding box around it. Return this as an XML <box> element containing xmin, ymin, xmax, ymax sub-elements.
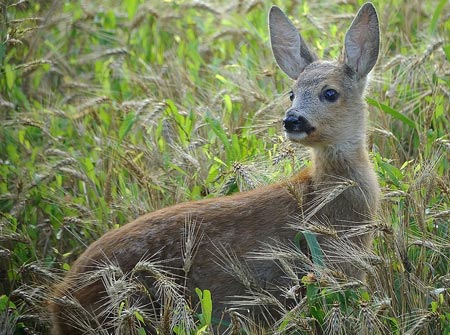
<box><xmin>49</xmin><ymin>175</ymin><xmax>312</xmax><ymax>334</ymax></box>
<box><xmin>49</xmin><ymin>3</ymin><xmax>381</xmax><ymax>334</ymax></box>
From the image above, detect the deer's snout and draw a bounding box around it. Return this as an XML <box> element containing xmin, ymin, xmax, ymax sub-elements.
<box><xmin>283</xmin><ymin>114</ymin><xmax>315</xmax><ymax>134</ymax></box>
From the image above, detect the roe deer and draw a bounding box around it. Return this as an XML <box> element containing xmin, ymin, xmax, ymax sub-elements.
<box><xmin>49</xmin><ymin>3</ymin><xmax>380</xmax><ymax>334</ymax></box>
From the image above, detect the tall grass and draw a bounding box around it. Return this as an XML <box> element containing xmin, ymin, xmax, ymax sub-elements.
<box><xmin>0</xmin><ymin>0</ymin><xmax>449</xmax><ymax>334</ymax></box>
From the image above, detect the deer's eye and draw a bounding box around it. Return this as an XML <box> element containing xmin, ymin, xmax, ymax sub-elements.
<box><xmin>322</xmin><ymin>88</ymin><xmax>339</xmax><ymax>102</ymax></box>
<box><xmin>289</xmin><ymin>91</ymin><xmax>295</xmax><ymax>101</ymax></box>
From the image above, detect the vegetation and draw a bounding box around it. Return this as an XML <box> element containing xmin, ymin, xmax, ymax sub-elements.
<box><xmin>0</xmin><ymin>0</ymin><xmax>449</xmax><ymax>334</ymax></box>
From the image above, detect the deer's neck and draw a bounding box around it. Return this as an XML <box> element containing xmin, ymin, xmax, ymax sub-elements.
<box><xmin>311</xmin><ymin>141</ymin><xmax>372</xmax><ymax>184</ymax></box>
<box><xmin>309</xmin><ymin>139</ymin><xmax>380</xmax><ymax>220</ymax></box>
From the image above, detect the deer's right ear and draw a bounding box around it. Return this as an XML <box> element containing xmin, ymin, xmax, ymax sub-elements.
<box><xmin>269</xmin><ymin>6</ymin><xmax>317</xmax><ymax>80</ymax></box>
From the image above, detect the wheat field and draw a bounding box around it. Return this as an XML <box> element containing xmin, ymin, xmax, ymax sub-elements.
<box><xmin>0</xmin><ymin>0</ymin><xmax>449</xmax><ymax>334</ymax></box>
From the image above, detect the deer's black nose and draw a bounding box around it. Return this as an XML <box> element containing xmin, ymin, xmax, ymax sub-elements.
<box><xmin>283</xmin><ymin>115</ymin><xmax>315</xmax><ymax>133</ymax></box>
<box><xmin>283</xmin><ymin>115</ymin><xmax>302</xmax><ymax>132</ymax></box>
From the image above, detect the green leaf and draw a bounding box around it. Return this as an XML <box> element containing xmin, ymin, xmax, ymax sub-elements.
<box><xmin>213</xmin><ymin>156</ymin><xmax>227</xmax><ymax>166</ymax></box>
<box><xmin>360</xmin><ymin>290</ymin><xmax>370</xmax><ymax>301</ymax></box>
<box><xmin>294</xmin><ymin>231</ymin><xmax>305</xmax><ymax>250</ymax></box>
<box><xmin>5</xmin><ymin>64</ymin><xmax>15</xmax><ymax>90</ymax></box>
<box><xmin>84</xmin><ymin>157</ymin><xmax>97</xmax><ymax>184</ymax></box>
<box><xmin>119</xmin><ymin>112</ymin><xmax>135</xmax><ymax>141</ymax></box>
<box><xmin>0</xmin><ymin>295</ymin><xmax>9</xmax><ymax>312</ymax></box>
<box><xmin>231</xmin><ymin>134</ymin><xmax>241</xmax><ymax>160</ymax></box>
<box><xmin>431</xmin><ymin>301</ymin><xmax>438</xmax><ymax>312</ymax></box>
<box><xmin>196</xmin><ymin>325</ymin><xmax>209</xmax><ymax>335</ymax></box>
<box><xmin>195</xmin><ymin>288</ymin><xmax>212</xmax><ymax>326</ymax></box>
<box><xmin>105</xmin><ymin>10</ymin><xmax>117</xmax><ymax>29</ymax></box>
<box><xmin>201</xmin><ymin>290</ymin><xmax>212</xmax><ymax>325</ymax></box>
<box><xmin>429</xmin><ymin>0</ymin><xmax>448</xmax><ymax>33</ymax></box>
<box><xmin>434</xmin><ymin>103</ymin><xmax>444</xmax><ymax>119</ymax></box>
<box><xmin>166</xmin><ymin>99</ymin><xmax>178</xmax><ymax>114</ymax></box>
<box><xmin>367</xmin><ymin>97</ymin><xmax>416</xmax><ymax>129</ymax></box>
<box><xmin>134</xmin><ymin>310</ymin><xmax>145</xmax><ymax>323</ymax></box>
<box><xmin>206</xmin><ymin>117</ymin><xmax>232</xmax><ymax>159</ymax></box>
<box><xmin>303</xmin><ymin>231</ymin><xmax>324</xmax><ymax>267</ymax></box>
<box><xmin>310</xmin><ymin>305</ymin><xmax>326</xmax><ymax>323</ymax></box>
<box><xmin>379</xmin><ymin>159</ymin><xmax>403</xmax><ymax>187</ymax></box>
<box><xmin>215</xmin><ymin>74</ymin><xmax>228</xmax><ymax>84</ymax></box>
<box><xmin>126</xmin><ymin>0</ymin><xmax>139</xmax><ymax>19</ymax></box>
<box><xmin>0</xmin><ymin>42</ymin><xmax>6</xmax><ymax>64</ymax></box>
<box><xmin>224</xmin><ymin>94</ymin><xmax>232</xmax><ymax>114</ymax></box>
<box><xmin>6</xmin><ymin>143</ymin><xmax>19</xmax><ymax>164</ymax></box>
<box><xmin>443</xmin><ymin>44</ymin><xmax>450</xmax><ymax>62</ymax></box>
<box><xmin>118</xmin><ymin>301</ymin><xmax>125</xmax><ymax>315</ymax></box>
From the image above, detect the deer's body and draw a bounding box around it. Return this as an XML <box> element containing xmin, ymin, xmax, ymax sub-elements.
<box><xmin>49</xmin><ymin>3</ymin><xmax>381</xmax><ymax>334</ymax></box>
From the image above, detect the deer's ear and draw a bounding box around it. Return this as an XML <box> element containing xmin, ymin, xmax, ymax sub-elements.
<box><xmin>269</xmin><ymin>6</ymin><xmax>317</xmax><ymax>80</ymax></box>
<box><xmin>343</xmin><ymin>2</ymin><xmax>380</xmax><ymax>79</ymax></box>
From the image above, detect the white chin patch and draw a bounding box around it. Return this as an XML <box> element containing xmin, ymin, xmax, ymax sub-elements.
<box><xmin>285</xmin><ymin>131</ymin><xmax>308</xmax><ymax>141</ymax></box>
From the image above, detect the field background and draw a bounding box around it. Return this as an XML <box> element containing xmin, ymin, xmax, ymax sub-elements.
<box><xmin>0</xmin><ymin>0</ymin><xmax>449</xmax><ymax>334</ymax></box>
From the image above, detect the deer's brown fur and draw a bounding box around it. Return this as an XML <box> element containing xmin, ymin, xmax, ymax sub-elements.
<box><xmin>49</xmin><ymin>3</ymin><xmax>381</xmax><ymax>334</ymax></box>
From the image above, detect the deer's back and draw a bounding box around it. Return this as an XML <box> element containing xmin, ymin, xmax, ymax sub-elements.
<box><xmin>49</xmin><ymin>169</ymin><xmax>312</xmax><ymax>334</ymax></box>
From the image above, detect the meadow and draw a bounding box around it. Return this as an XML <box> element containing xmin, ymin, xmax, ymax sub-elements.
<box><xmin>0</xmin><ymin>0</ymin><xmax>449</xmax><ymax>334</ymax></box>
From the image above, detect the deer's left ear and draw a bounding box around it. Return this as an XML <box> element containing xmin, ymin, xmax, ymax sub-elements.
<box><xmin>343</xmin><ymin>2</ymin><xmax>380</xmax><ymax>79</ymax></box>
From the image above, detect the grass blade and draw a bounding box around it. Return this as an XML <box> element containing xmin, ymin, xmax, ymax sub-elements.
<box><xmin>367</xmin><ymin>97</ymin><xmax>416</xmax><ymax>129</ymax></box>
<box><xmin>303</xmin><ymin>231</ymin><xmax>324</xmax><ymax>267</ymax></box>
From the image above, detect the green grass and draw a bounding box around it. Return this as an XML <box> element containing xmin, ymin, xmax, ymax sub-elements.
<box><xmin>0</xmin><ymin>0</ymin><xmax>449</xmax><ymax>334</ymax></box>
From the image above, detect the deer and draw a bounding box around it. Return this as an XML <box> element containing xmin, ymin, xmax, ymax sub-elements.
<box><xmin>49</xmin><ymin>3</ymin><xmax>380</xmax><ymax>334</ymax></box>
